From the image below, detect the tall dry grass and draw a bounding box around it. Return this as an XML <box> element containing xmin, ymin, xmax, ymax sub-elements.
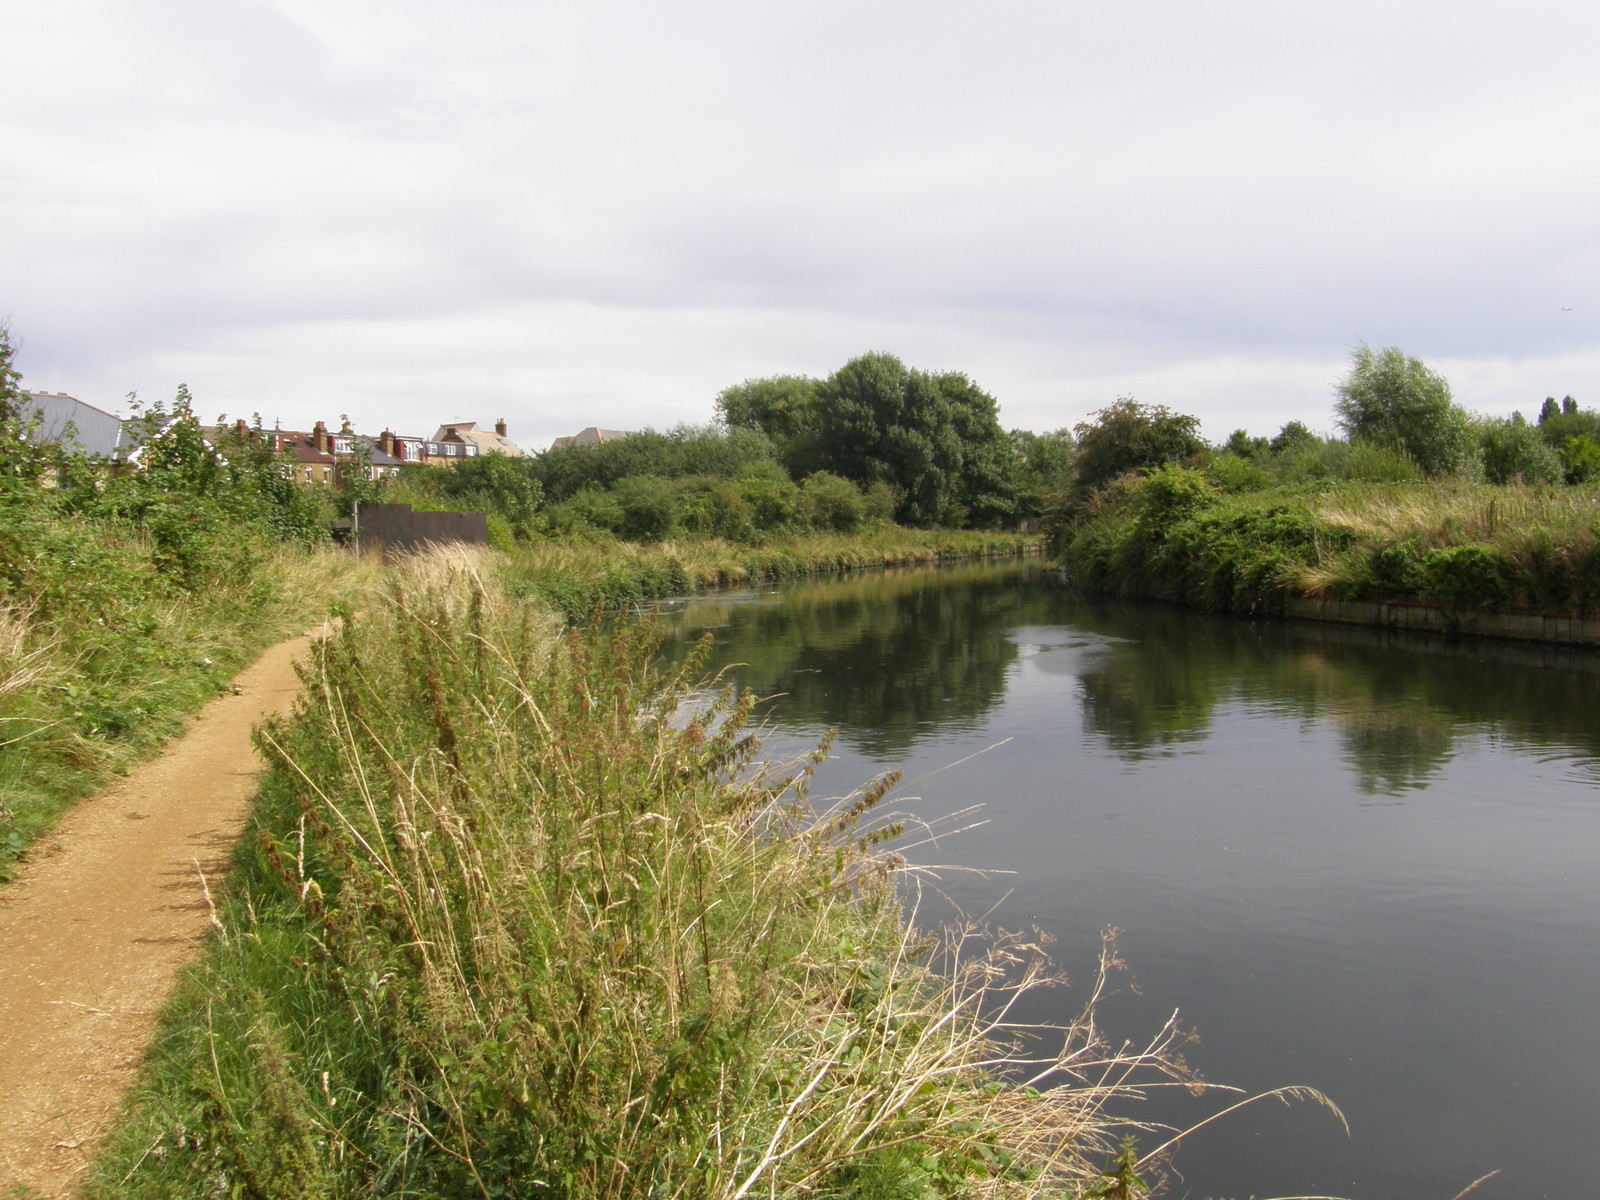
<box><xmin>1313</xmin><ymin>482</ymin><xmax>1600</xmax><ymax>543</ymax></box>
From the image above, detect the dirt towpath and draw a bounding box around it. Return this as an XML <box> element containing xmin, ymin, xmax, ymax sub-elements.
<box><xmin>0</xmin><ymin>632</ymin><xmax>318</xmax><ymax>1198</ymax></box>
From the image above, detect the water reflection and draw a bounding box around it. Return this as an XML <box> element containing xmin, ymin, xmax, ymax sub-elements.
<box><xmin>662</xmin><ymin>563</ymin><xmax>1600</xmax><ymax>797</ymax></box>
<box><xmin>659</xmin><ymin>562</ymin><xmax>1031</xmax><ymax>758</ymax></box>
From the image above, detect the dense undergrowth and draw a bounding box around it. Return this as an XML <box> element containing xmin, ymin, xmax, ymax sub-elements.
<box><xmin>1055</xmin><ymin>464</ymin><xmax>1600</xmax><ymax>618</ymax></box>
<box><xmin>0</xmin><ymin>398</ymin><xmax>373</xmax><ymax>878</ymax></box>
<box><xmin>84</xmin><ymin>548</ymin><xmax>1210</xmax><ymax>1200</ymax></box>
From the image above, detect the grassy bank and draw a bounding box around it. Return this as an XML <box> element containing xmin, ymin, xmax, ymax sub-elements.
<box><xmin>0</xmin><ymin>519</ymin><xmax>372</xmax><ymax>879</ymax></box>
<box><xmin>498</xmin><ymin>528</ymin><xmax>1040</xmax><ymax>622</ymax></box>
<box><xmin>1055</xmin><ymin>467</ymin><xmax>1600</xmax><ymax>619</ymax></box>
<box><xmin>84</xmin><ymin>547</ymin><xmax>1205</xmax><ymax>1200</ymax></box>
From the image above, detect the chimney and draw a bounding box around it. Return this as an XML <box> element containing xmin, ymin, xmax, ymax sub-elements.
<box><xmin>380</xmin><ymin>428</ymin><xmax>395</xmax><ymax>457</ymax></box>
<box><xmin>495</xmin><ymin>417</ymin><xmax>507</xmax><ymax>438</ymax></box>
<box><xmin>313</xmin><ymin>420</ymin><xmax>328</xmax><ymax>454</ymax></box>
<box><xmin>235</xmin><ymin>418</ymin><xmax>248</xmax><ymax>439</ymax></box>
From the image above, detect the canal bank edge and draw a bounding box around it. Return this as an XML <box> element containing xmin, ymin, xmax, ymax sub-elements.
<box><xmin>1285</xmin><ymin>595</ymin><xmax>1600</xmax><ymax>648</ymax></box>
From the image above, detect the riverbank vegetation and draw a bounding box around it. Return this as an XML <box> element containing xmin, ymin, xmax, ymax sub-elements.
<box><xmin>84</xmin><ymin>548</ymin><xmax>1210</xmax><ymax>1199</ymax></box>
<box><xmin>0</xmin><ymin>337</ymin><xmax>372</xmax><ymax>879</ymax></box>
<box><xmin>1048</xmin><ymin>344</ymin><xmax>1600</xmax><ymax>619</ymax></box>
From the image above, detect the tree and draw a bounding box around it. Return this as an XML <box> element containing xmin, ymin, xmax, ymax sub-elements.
<box><xmin>1222</xmin><ymin>429</ymin><xmax>1269</xmax><ymax>459</ymax></box>
<box><xmin>1010</xmin><ymin>428</ymin><xmax>1075</xmax><ymax>522</ymax></box>
<box><xmin>1477</xmin><ymin>413</ymin><xmax>1563</xmax><ymax>485</ymax></box>
<box><xmin>0</xmin><ymin>324</ymin><xmax>54</xmax><ymax>484</ymax></box>
<box><xmin>1269</xmin><ymin>420</ymin><xmax>1317</xmax><ymax>455</ymax></box>
<box><xmin>1333</xmin><ymin>344</ymin><xmax>1477</xmax><ymax>477</ymax></box>
<box><xmin>802</xmin><ymin>353</ymin><xmax>1017</xmax><ymax>527</ymax></box>
<box><xmin>1070</xmin><ymin>397</ymin><xmax>1205</xmax><ymax>505</ymax></box>
<box><xmin>715</xmin><ymin>375</ymin><xmax>818</xmax><ymax>448</ymax></box>
<box><xmin>1535</xmin><ymin>396</ymin><xmax>1600</xmax><ymax>451</ymax></box>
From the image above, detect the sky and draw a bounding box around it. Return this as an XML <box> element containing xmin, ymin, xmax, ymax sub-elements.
<box><xmin>6</xmin><ymin>0</ymin><xmax>1599</xmax><ymax>453</ymax></box>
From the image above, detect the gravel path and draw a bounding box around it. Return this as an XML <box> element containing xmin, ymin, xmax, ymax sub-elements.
<box><xmin>0</xmin><ymin>632</ymin><xmax>316</xmax><ymax>1197</ymax></box>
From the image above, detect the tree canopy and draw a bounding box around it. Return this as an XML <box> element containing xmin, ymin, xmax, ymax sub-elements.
<box><xmin>1069</xmin><ymin>397</ymin><xmax>1205</xmax><ymax>505</ymax></box>
<box><xmin>716</xmin><ymin>353</ymin><xmax>1017</xmax><ymax>528</ymax></box>
<box><xmin>1334</xmin><ymin>344</ymin><xmax>1477</xmax><ymax>477</ymax></box>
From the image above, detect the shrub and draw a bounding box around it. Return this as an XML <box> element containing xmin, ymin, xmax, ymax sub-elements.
<box><xmin>799</xmin><ymin>470</ymin><xmax>865</xmax><ymax>533</ymax></box>
<box><xmin>736</xmin><ymin>461</ymin><xmax>800</xmax><ymax>532</ymax></box>
<box><xmin>1070</xmin><ymin>398</ymin><xmax>1205</xmax><ymax>507</ymax></box>
<box><xmin>1559</xmin><ymin>435</ymin><xmax>1600</xmax><ymax>484</ymax></box>
<box><xmin>1478</xmin><ymin>414</ymin><xmax>1563</xmax><ymax>485</ymax></box>
<box><xmin>1207</xmin><ymin>453</ymin><xmax>1274</xmax><ymax>494</ymax></box>
<box><xmin>1420</xmin><ymin>543</ymin><xmax>1512</xmax><ymax>608</ymax></box>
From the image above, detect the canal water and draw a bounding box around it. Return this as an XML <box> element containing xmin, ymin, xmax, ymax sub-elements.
<box><xmin>654</xmin><ymin>559</ymin><xmax>1600</xmax><ymax>1200</ymax></box>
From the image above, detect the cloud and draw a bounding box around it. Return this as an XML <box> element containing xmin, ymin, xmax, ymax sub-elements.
<box><xmin>6</xmin><ymin>0</ymin><xmax>1600</xmax><ymax>448</ymax></box>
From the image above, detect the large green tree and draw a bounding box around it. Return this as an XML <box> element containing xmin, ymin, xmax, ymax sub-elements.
<box><xmin>801</xmin><ymin>353</ymin><xmax>1016</xmax><ymax>527</ymax></box>
<box><xmin>1334</xmin><ymin>344</ymin><xmax>1477</xmax><ymax>477</ymax></box>
<box><xmin>715</xmin><ymin>375</ymin><xmax>818</xmax><ymax>454</ymax></box>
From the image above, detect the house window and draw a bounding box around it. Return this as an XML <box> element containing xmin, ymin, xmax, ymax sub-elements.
<box><xmin>303</xmin><ymin>466</ymin><xmax>312</xmax><ymax>482</ymax></box>
<box><xmin>332</xmin><ymin>437</ymin><xmax>353</xmax><ymax>455</ymax></box>
<box><xmin>322</xmin><ymin>466</ymin><xmax>331</xmax><ymax>482</ymax></box>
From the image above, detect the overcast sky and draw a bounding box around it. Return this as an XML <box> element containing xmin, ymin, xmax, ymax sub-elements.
<box><xmin>6</xmin><ymin>1</ymin><xmax>1598</xmax><ymax>451</ymax></box>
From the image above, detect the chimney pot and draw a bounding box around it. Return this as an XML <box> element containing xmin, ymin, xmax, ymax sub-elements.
<box><xmin>495</xmin><ymin>417</ymin><xmax>508</xmax><ymax>438</ymax></box>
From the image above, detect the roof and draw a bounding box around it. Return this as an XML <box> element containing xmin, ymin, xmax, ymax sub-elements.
<box><xmin>17</xmin><ymin>391</ymin><xmax>134</xmax><ymax>458</ymax></box>
<box><xmin>360</xmin><ymin>437</ymin><xmax>403</xmax><ymax>468</ymax></box>
<box><xmin>550</xmin><ymin>427</ymin><xmax>635</xmax><ymax>451</ymax></box>
<box><xmin>272</xmin><ymin>430</ymin><xmax>335</xmax><ymax>465</ymax></box>
<box><xmin>434</xmin><ymin>421</ymin><xmax>524</xmax><ymax>458</ymax></box>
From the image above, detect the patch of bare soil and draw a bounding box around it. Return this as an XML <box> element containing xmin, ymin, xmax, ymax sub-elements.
<box><xmin>0</xmin><ymin>633</ymin><xmax>317</xmax><ymax>1198</ymax></box>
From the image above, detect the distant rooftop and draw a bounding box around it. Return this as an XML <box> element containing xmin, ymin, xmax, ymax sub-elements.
<box><xmin>550</xmin><ymin>427</ymin><xmax>635</xmax><ymax>452</ymax></box>
<box><xmin>18</xmin><ymin>391</ymin><xmax>134</xmax><ymax>459</ymax></box>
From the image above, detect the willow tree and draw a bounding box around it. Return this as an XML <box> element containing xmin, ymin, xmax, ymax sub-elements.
<box><xmin>1334</xmin><ymin>343</ymin><xmax>1477</xmax><ymax>477</ymax></box>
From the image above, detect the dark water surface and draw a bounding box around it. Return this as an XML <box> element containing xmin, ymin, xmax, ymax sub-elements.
<box><xmin>655</xmin><ymin>560</ymin><xmax>1600</xmax><ymax>1200</ymax></box>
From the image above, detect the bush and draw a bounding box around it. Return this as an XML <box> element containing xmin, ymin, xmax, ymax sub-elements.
<box><xmin>1274</xmin><ymin>438</ymin><xmax>1422</xmax><ymax>485</ymax></box>
<box><xmin>799</xmin><ymin>471</ymin><xmax>865</xmax><ymax>533</ymax></box>
<box><xmin>1420</xmin><ymin>543</ymin><xmax>1512</xmax><ymax>608</ymax></box>
<box><xmin>1133</xmin><ymin>464</ymin><xmax>1219</xmax><ymax>533</ymax></box>
<box><xmin>1478</xmin><ymin>415</ymin><xmax>1563</xmax><ymax>485</ymax></box>
<box><xmin>1207</xmin><ymin>453</ymin><xmax>1274</xmax><ymax>494</ymax></box>
<box><xmin>1071</xmin><ymin>398</ymin><xmax>1205</xmax><ymax>507</ymax></box>
<box><xmin>613</xmin><ymin>474</ymin><xmax>679</xmax><ymax>542</ymax></box>
<box><xmin>736</xmin><ymin>462</ymin><xmax>800</xmax><ymax>533</ymax></box>
<box><xmin>1559</xmin><ymin>435</ymin><xmax>1600</xmax><ymax>484</ymax></box>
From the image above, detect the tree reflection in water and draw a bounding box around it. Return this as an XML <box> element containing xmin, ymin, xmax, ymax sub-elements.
<box><xmin>659</xmin><ymin>561</ymin><xmax>1600</xmax><ymax>798</ymax></box>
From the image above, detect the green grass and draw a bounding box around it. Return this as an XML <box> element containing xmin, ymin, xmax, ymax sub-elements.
<box><xmin>0</xmin><ymin>524</ymin><xmax>374</xmax><ymax>879</ymax></box>
<box><xmin>498</xmin><ymin>529</ymin><xmax>1040</xmax><ymax>622</ymax></box>
<box><xmin>82</xmin><ymin>546</ymin><xmax>1227</xmax><ymax>1200</ymax></box>
<box><xmin>1055</xmin><ymin>468</ymin><xmax>1600</xmax><ymax>619</ymax></box>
